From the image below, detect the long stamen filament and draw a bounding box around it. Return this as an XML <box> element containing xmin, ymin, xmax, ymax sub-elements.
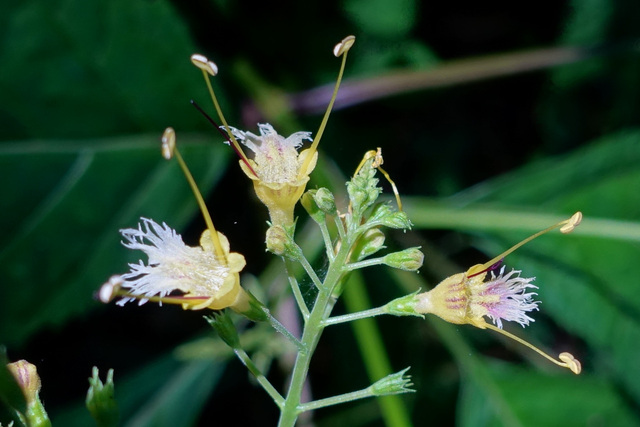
<box><xmin>298</xmin><ymin>36</ymin><xmax>355</xmax><ymax>180</ymax></box>
<box><xmin>98</xmin><ymin>277</ymin><xmax>211</xmax><ymax>308</ymax></box>
<box><xmin>467</xmin><ymin>212</ymin><xmax>582</xmax><ymax>277</ymax></box>
<box><xmin>162</xmin><ymin>127</ymin><xmax>227</xmax><ymax>262</ymax></box>
<box><xmin>483</xmin><ymin>323</ymin><xmax>581</xmax><ymax>374</ymax></box>
<box><xmin>172</xmin><ymin>147</ymin><xmax>227</xmax><ymax>263</ymax></box>
<box><xmin>198</xmin><ymin>69</ymin><xmax>256</xmax><ymax>178</ymax></box>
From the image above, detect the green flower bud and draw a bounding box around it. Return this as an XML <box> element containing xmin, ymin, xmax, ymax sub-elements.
<box><xmin>379</xmin><ymin>211</ymin><xmax>412</xmax><ymax>230</ymax></box>
<box><xmin>206</xmin><ymin>311</ymin><xmax>241</xmax><ymax>348</ymax></box>
<box><xmin>301</xmin><ymin>190</ymin><xmax>326</xmax><ymax>224</ymax></box>
<box><xmin>382</xmin><ymin>247</ymin><xmax>424</xmax><ymax>271</ymax></box>
<box><xmin>370</xmin><ymin>367</ymin><xmax>414</xmax><ymax>396</ymax></box>
<box><xmin>313</xmin><ymin>187</ymin><xmax>337</xmax><ymax>214</ymax></box>
<box><xmin>86</xmin><ymin>367</ymin><xmax>118</xmax><ymax>427</ymax></box>
<box><xmin>265</xmin><ymin>224</ymin><xmax>302</xmax><ymax>260</ymax></box>
<box><xmin>352</xmin><ymin>228</ymin><xmax>386</xmax><ymax>261</ymax></box>
<box><xmin>384</xmin><ymin>290</ymin><xmax>423</xmax><ymax>317</ymax></box>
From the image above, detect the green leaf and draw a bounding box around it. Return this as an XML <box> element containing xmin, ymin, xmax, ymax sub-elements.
<box><xmin>0</xmin><ymin>0</ymin><xmax>204</xmax><ymax>140</ymax></box>
<box><xmin>458</xmin><ymin>364</ymin><xmax>639</xmax><ymax>427</ymax></box>
<box><xmin>53</xmin><ymin>354</ymin><xmax>225</xmax><ymax>427</ymax></box>
<box><xmin>0</xmin><ymin>134</ymin><xmax>229</xmax><ymax>346</ymax></box>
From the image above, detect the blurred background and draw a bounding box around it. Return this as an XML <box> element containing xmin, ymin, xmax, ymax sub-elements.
<box><xmin>2</xmin><ymin>0</ymin><xmax>640</xmax><ymax>425</ymax></box>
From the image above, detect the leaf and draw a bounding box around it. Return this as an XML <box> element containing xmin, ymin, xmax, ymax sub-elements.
<box><xmin>0</xmin><ymin>134</ymin><xmax>229</xmax><ymax>346</ymax></box>
<box><xmin>0</xmin><ymin>0</ymin><xmax>205</xmax><ymax>140</ymax></box>
<box><xmin>53</xmin><ymin>353</ymin><xmax>226</xmax><ymax>427</ymax></box>
<box><xmin>458</xmin><ymin>363</ymin><xmax>639</xmax><ymax>427</ymax></box>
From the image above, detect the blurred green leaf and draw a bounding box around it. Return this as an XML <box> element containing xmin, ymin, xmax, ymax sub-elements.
<box><xmin>0</xmin><ymin>0</ymin><xmax>203</xmax><ymax>140</ymax></box>
<box><xmin>343</xmin><ymin>0</ymin><xmax>417</xmax><ymax>39</ymax></box>
<box><xmin>458</xmin><ymin>364</ymin><xmax>639</xmax><ymax>427</ymax></box>
<box><xmin>54</xmin><ymin>354</ymin><xmax>225</xmax><ymax>427</ymax></box>
<box><xmin>0</xmin><ymin>135</ymin><xmax>229</xmax><ymax>346</ymax></box>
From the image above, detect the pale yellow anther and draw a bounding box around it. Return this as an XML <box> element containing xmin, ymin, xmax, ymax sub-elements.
<box><xmin>333</xmin><ymin>35</ymin><xmax>356</xmax><ymax>57</ymax></box>
<box><xmin>560</xmin><ymin>211</ymin><xmax>582</xmax><ymax>234</ymax></box>
<box><xmin>99</xmin><ymin>275</ymin><xmax>123</xmax><ymax>303</ymax></box>
<box><xmin>161</xmin><ymin>127</ymin><xmax>176</xmax><ymax>160</ymax></box>
<box><xmin>559</xmin><ymin>352</ymin><xmax>582</xmax><ymax>374</ymax></box>
<box><xmin>190</xmin><ymin>53</ymin><xmax>218</xmax><ymax>76</ymax></box>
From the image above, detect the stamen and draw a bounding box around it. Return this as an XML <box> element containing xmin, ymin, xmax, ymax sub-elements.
<box><xmin>353</xmin><ymin>148</ymin><xmax>403</xmax><ymax>211</ymax></box>
<box><xmin>466</xmin><ymin>212</ymin><xmax>583</xmax><ymax>277</ymax></box>
<box><xmin>161</xmin><ymin>127</ymin><xmax>176</xmax><ymax>160</ymax></box>
<box><xmin>190</xmin><ymin>54</ymin><xmax>218</xmax><ymax>76</ymax></box>
<box><xmin>98</xmin><ymin>275</ymin><xmax>123</xmax><ymax>303</ymax></box>
<box><xmin>190</xmin><ymin>100</ymin><xmax>257</xmax><ymax>176</ymax></box>
<box><xmin>160</xmin><ymin>127</ymin><xmax>227</xmax><ymax>263</ymax></box>
<box><xmin>298</xmin><ymin>35</ymin><xmax>356</xmax><ymax>180</ymax></box>
<box><xmin>483</xmin><ymin>323</ymin><xmax>581</xmax><ymax>374</ymax></box>
<box><xmin>190</xmin><ymin>54</ymin><xmax>256</xmax><ymax>178</ymax></box>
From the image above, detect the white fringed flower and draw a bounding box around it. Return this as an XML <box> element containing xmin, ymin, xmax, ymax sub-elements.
<box><xmin>116</xmin><ymin>218</ymin><xmax>245</xmax><ymax>310</ymax></box>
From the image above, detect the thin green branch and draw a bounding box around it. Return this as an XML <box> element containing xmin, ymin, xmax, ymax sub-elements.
<box><xmin>284</xmin><ymin>259</ymin><xmax>310</xmax><ymax>320</ymax></box>
<box><xmin>233</xmin><ymin>348</ymin><xmax>285</xmax><ymax>408</ymax></box>
<box><xmin>323</xmin><ymin>306</ymin><xmax>388</xmax><ymax>327</ymax></box>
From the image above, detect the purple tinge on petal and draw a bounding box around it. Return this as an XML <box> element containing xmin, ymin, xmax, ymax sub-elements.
<box><xmin>483</xmin><ymin>267</ymin><xmax>539</xmax><ymax>329</ymax></box>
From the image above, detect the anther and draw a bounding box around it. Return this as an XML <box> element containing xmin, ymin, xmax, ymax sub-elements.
<box><xmin>560</xmin><ymin>211</ymin><xmax>582</xmax><ymax>234</ymax></box>
<box><xmin>99</xmin><ymin>275</ymin><xmax>123</xmax><ymax>303</ymax></box>
<box><xmin>559</xmin><ymin>352</ymin><xmax>582</xmax><ymax>374</ymax></box>
<box><xmin>333</xmin><ymin>35</ymin><xmax>356</xmax><ymax>57</ymax></box>
<box><xmin>190</xmin><ymin>54</ymin><xmax>218</xmax><ymax>76</ymax></box>
<box><xmin>161</xmin><ymin>127</ymin><xmax>176</xmax><ymax>160</ymax></box>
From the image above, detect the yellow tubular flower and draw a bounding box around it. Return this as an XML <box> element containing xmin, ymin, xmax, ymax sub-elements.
<box><xmin>191</xmin><ymin>35</ymin><xmax>356</xmax><ymax>226</ymax></box>
<box><xmin>415</xmin><ymin>212</ymin><xmax>583</xmax><ymax>374</ymax></box>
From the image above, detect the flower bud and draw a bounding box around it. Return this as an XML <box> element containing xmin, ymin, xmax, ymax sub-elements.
<box><xmin>352</xmin><ymin>228</ymin><xmax>386</xmax><ymax>261</ymax></box>
<box><xmin>370</xmin><ymin>367</ymin><xmax>414</xmax><ymax>396</ymax></box>
<box><xmin>86</xmin><ymin>367</ymin><xmax>119</xmax><ymax>427</ymax></box>
<box><xmin>265</xmin><ymin>224</ymin><xmax>301</xmax><ymax>260</ymax></box>
<box><xmin>6</xmin><ymin>360</ymin><xmax>51</xmax><ymax>427</ymax></box>
<box><xmin>7</xmin><ymin>360</ymin><xmax>40</xmax><ymax>407</ymax></box>
<box><xmin>206</xmin><ymin>311</ymin><xmax>241</xmax><ymax>348</ymax></box>
<box><xmin>301</xmin><ymin>190</ymin><xmax>326</xmax><ymax>224</ymax></box>
<box><xmin>313</xmin><ymin>188</ymin><xmax>337</xmax><ymax>214</ymax></box>
<box><xmin>382</xmin><ymin>247</ymin><xmax>424</xmax><ymax>271</ymax></box>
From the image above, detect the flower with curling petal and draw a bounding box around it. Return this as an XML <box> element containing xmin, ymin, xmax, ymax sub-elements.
<box><xmin>227</xmin><ymin>123</ymin><xmax>317</xmax><ymax>226</ymax></box>
<box><xmin>190</xmin><ymin>36</ymin><xmax>356</xmax><ymax>226</ymax></box>
<box><xmin>403</xmin><ymin>212</ymin><xmax>584</xmax><ymax>374</ymax></box>
<box><xmin>112</xmin><ymin>218</ymin><xmax>246</xmax><ymax>310</ymax></box>
<box><xmin>416</xmin><ymin>266</ymin><xmax>538</xmax><ymax>329</ymax></box>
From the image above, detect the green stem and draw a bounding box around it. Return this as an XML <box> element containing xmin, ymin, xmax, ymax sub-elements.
<box><xmin>344</xmin><ymin>257</ymin><xmax>385</xmax><ymax>271</ymax></box>
<box><xmin>318</xmin><ymin>221</ymin><xmax>336</xmax><ymax>262</ymax></box>
<box><xmin>266</xmin><ymin>311</ymin><xmax>305</xmax><ymax>352</ymax></box>
<box><xmin>285</xmin><ymin>259</ymin><xmax>310</xmax><ymax>320</ymax></box>
<box><xmin>323</xmin><ymin>305</ymin><xmax>389</xmax><ymax>327</ymax></box>
<box><xmin>342</xmin><ymin>271</ymin><xmax>412</xmax><ymax>427</ymax></box>
<box><xmin>298</xmin><ymin>385</ymin><xmax>376</xmax><ymax>412</ymax></box>
<box><xmin>297</xmin><ymin>250</ymin><xmax>324</xmax><ymax>290</ymax></box>
<box><xmin>233</xmin><ymin>348</ymin><xmax>285</xmax><ymax>408</ymax></box>
<box><xmin>277</xmin><ymin>232</ymin><xmax>353</xmax><ymax>427</ymax></box>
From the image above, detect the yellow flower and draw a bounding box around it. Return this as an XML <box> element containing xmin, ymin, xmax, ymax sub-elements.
<box><xmin>100</xmin><ymin>128</ymin><xmax>265</xmax><ymax>320</ymax></box>
<box><xmin>414</xmin><ymin>212</ymin><xmax>583</xmax><ymax>374</ymax></box>
<box><xmin>190</xmin><ymin>35</ymin><xmax>356</xmax><ymax>226</ymax></box>
<box><xmin>228</xmin><ymin>123</ymin><xmax>317</xmax><ymax>226</ymax></box>
<box><xmin>108</xmin><ymin>218</ymin><xmax>246</xmax><ymax>311</ymax></box>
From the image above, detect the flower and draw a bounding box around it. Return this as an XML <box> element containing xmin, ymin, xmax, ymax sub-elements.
<box><xmin>190</xmin><ymin>35</ymin><xmax>356</xmax><ymax>227</ymax></box>
<box><xmin>227</xmin><ymin>123</ymin><xmax>317</xmax><ymax>226</ymax></box>
<box><xmin>403</xmin><ymin>212</ymin><xmax>584</xmax><ymax>374</ymax></box>
<box><xmin>416</xmin><ymin>265</ymin><xmax>538</xmax><ymax>329</ymax></box>
<box><xmin>111</xmin><ymin>218</ymin><xmax>246</xmax><ymax>310</ymax></box>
